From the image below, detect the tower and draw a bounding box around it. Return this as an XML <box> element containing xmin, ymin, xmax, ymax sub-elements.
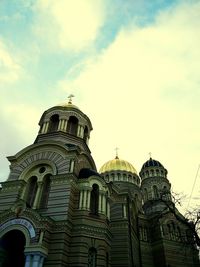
<box><xmin>140</xmin><ymin>157</ymin><xmax>172</xmax><ymax>214</ymax></box>
<box><xmin>0</xmin><ymin>100</ymin><xmax>111</xmax><ymax>267</ymax></box>
<box><xmin>100</xmin><ymin>156</ymin><xmax>141</xmax><ymax>267</ymax></box>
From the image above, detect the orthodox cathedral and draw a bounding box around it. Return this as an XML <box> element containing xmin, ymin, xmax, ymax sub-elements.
<box><xmin>0</xmin><ymin>99</ymin><xmax>199</xmax><ymax>267</ymax></box>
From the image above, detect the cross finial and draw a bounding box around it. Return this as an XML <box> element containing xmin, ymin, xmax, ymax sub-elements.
<box><xmin>68</xmin><ymin>94</ymin><xmax>75</xmax><ymax>104</ymax></box>
<box><xmin>115</xmin><ymin>147</ymin><xmax>119</xmax><ymax>159</ymax></box>
<box><xmin>149</xmin><ymin>152</ymin><xmax>152</xmax><ymax>159</ymax></box>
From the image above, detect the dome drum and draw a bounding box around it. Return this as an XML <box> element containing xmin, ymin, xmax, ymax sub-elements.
<box><xmin>37</xmin><ymin>103</ymin><xmax>92</xmax><ymax>145</ymax></box>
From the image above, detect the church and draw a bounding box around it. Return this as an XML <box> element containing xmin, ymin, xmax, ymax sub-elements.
<box><xmin>0</xmin><ymin>98</ymin><xmax>199</xmax><ymax>267</ymax></box>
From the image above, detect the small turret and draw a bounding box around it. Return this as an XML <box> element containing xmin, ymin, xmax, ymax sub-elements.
<box><xmin>140</xmin><ymin>157</ymin><xmax>172</xmax><ymax>214</ymax></box>
<box><xmin>35</xmin><ymin>96</ymin><xmax>93</xmax><ymax>153</ymax></box>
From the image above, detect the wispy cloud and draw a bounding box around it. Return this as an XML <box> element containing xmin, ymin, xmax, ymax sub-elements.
<box><xmin>0</xmin><ymin>39</ymin><xmax>22</xmax><ymax>84</ymax></box>
<box><xmin>33</xmin><ymin>0</ymin><xmax>105</xmax><ymax>51</ymax></box>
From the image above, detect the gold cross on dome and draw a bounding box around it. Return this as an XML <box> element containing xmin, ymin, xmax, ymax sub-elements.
<box><xmin>68</xmin><ymin>94</ymin><xmax>75</xmax><ymax>104</ymax></box>
<box><xmin>115</xmin><ymin>147</ymin><xmax>119</xmax><ymax>159</ymax></box>
<box><xmin>149</xmin><ymin>152</ymin><xmax>152</xmax><ymax>159</ymax></box>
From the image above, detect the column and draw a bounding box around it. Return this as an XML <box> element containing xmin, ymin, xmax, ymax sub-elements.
<box><xmin>61</xmin><ymin>119</ymin><xmax>65</xmax><ymax>131</ymax></box>
<box><xmin>83</xmin><ymin>190</ymin><xmax>87</xmax><ymax>209</ymax></box>
<box><xmin>107</xmin><ymin>202</ymin><xmax>110</xmax><ymax>220</ymax></box>
<box><xmin>77</xmin><ymin>125</ymin><xmax>81</xmax><ymax>137</ymax></box>
<box><xmin>63</xmin><ymin>120</ymin><xmax>68</xmax><ymax>132</ymax></box>
<box><xmin>79</xmin><ymin>190</ymin><xmax>83</xmax><ymax>209</ymax></box>
<box><xmin>41</xmin><ymin>123</ymin><xmax>46</xmax><ymax>134</ymax></box>
<box><xmin>21</xmin><ymin>183</ymin><xmax>27</xmax><ymax>200</ymax></box>
<box><xmin>81</xmin><ymin>126</ymin><xmax>84</xmax><ymax>138</ymax></box>
<box><xmin>33</xmin><ymin>182</ymin><xmax>43</xmax><ymax>209</ymax></box>
<box><xmin>98</xmin><ymin>193</ymin><xmax>102</xmax><ymax>213</ymax></box>
<box><xmin>87</xmin><ymin>190</ymin><xmax>91</xmax><ymax>210</ymax></box>
<box><xmin>123</xmin><ymin>204</ymin><xmax>127</xmax><ymax>218</ymax></box>
<box><xmin>44</xmin><ymin>121</ymin><xmax>49</xmax><ymax>133</ymax></box>
<box><xmin>102</xmin><ymin>194</ymin><xmax>106</xmax><ymax>214</ymax></box>
<box><xmin>24</xmin><ymin>254</ymin><xmax>31</xmax><ymax>267</ymax></box>
<box><xmin>69</xmin><ymin>160</ymin><xmax>74</xmax><ymax>173</ymax></box>
<box><xmin>58</xmin><ymin>119</ymin><xmax>62</xmax><ymax>131</ymax></box>
<box><xmin>39</xmin><ymin>256</ymin><xmax>45</xmax><ymax>267</ymax></box>
<box><xmin>32</xmin><ymin>254</ymin><xmax>41</xmax><ymax>267</ymax></box>
<box><xmin>40</xmin><ymin>123</ymin><xmax>46</xmax><ymax>134</ymax></box>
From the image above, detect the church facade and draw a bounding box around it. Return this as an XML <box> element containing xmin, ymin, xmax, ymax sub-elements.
<box><xmin>0</xmin><ymin>100</ymin><xmax>199</xmax><ymax>267</ymax></box>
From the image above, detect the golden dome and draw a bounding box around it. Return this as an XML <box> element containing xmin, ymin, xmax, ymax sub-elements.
<box><xmin>59</xmin><ymin>102</ymin><xmax>80</xmax><ymax>110</ymax></box>
<box><xmin>99</xmin><ymin>157</ymin><xmax>137</xmax><ymax>174</ymax></box>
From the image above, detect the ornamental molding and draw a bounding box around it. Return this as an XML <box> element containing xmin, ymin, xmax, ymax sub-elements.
<box><xmin>0</xmin><ymin>218</ymin><xmax>36</xmax><ymax>238</ymax></box>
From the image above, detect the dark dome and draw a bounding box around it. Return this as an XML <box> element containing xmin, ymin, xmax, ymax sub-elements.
<box><xmin>142</xmin><ymin>158</ymin><xmax>163</xmax><ymax>169</ymax></box>
<box><xmin>78</xmin><ymin>168</ymin><xmax>101</xmax><ymax>179</ymax></box>
<box><xmin>140</xmin><ymin>157</ymin><xmax>168</xmax><ymax>180</ymax></box>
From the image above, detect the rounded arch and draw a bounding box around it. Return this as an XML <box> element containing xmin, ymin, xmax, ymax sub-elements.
<box><xmin>48</xmin><ymin>114</ymin><xmax>59</xmax><ymax>132</ymax></box>
<box><xmin>0</xmin><ymin>221</ymin><xmax>33</xmax><ymax>246</ymax></box>
<box><xmin>8</xmin><ymin>142</ymin><xmax>73</xmax><ymax>181</ymax></box>
<box><xmin>88</xmin><ymin>176</ymin><xmax>106</xmax><ymax>190</ymax></box>
<box><xmin>20</xmin><ymin>161</ymin><xmax>54</xmax><ymax>182</ymax></box>
<box><xmin>67</xmin><ymin>116</ymin><xmax>79</xmax><ymax>135</ymax></box>
<box><xmin>0</xmin><ymin>230</ymin><xmax>26</xmax><ymax>267</ymax></box>
<box><xmin>26</xmin><ymin>176</ymin><xmax>38</xmax><ymax>208</ymax></box>
<box><xmin>39</xmin><ymin>174</ymin><xmax>51</xmax><ymax>209</ymax></box>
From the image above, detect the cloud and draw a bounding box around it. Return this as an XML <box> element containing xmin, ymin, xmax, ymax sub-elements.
<box><xmin>0</xmin><ymin>39</ymin><xmax>22</xmax><ymax>84</ymax></box>
<box><xmin>33</xmin><ymin>0</ymin><xmax>105</xmax><ymax>51</ymax></box>
<box><xmin>57</xmin><ymin>1</ymin><xmax>200</xmax><ymax>199</ymax></box>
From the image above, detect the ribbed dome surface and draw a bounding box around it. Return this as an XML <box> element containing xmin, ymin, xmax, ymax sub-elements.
<box><xmin>99</xmin><ymin>157</ymin><xmax>137</xmax><ymax>174</ymax></box>
<box><xmin>142</xmin><ymin>158</ymin><xmax>163</xmax><ymax>169</ymax></box>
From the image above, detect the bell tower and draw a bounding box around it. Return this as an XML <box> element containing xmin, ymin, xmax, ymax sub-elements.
<box><xmin>35</xmin><ymin>96</ymin><xmax>93</xmax><ymax>154</ymax></box>
<box><xmin>140</xmin><ymin>157</ymin><xmax>172</xmax><ymax>214</ymax></box>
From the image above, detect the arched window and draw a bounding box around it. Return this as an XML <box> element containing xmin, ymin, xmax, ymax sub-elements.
<box><xmin>26</xmin><ymin>176</ymin><xmax>38</xmax><ymax>208</ymax></box>
<box><xmin>88</xmin><ymin>247</ymin><xmax>97</xmax><ymax>267</ymax></box>
<box><xmin>150</xmin><ymin>169</ymin><xmax>154</xmax><ymax>177</ymax></box>
<box><xmin>90</xmin><ymin>184</ymin><xmax>99</xmax><ymax>215</ymax></box>
<box><xmin>153</xmin><ymin>185</ymin><xmax>159</xmax><ymax>199</ymax></box>
<box><xmin>39</xmin><ymin>174</ymin><xmax>51</xmax><ymax>209</ymax></box>
<box><xmin>67</xmin><ymin>116</ymin><xmax>78</xmax><ymax>135</ymax></box>
<box><xmin>48</xmin><ymin>114</ymin><xmax>59</xmax><ymax>132</ymax></box>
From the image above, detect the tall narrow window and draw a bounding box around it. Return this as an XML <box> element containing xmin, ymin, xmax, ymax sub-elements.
<box><xmin>153</xmin><ymin>185</ymin><xmax>159</xmax><ymax>199</ymax></box>
<box><xmin>40</xmin><ymin>175</ymin><xmax>51</xmax><ymax>208</ymax></box>
<box><xmin>48</xmin><ymin>114</ymin><xmax>59</xmax><ymax>132</ymax></box>
<box><xmin>26</xmin><ymin>176</ymin><xmax>38</xmax><ymax>208</ymax></box>
<box><xmin>90</xmin><ymin>184</ymin><xmax>99</xmax><ymax>215</ymax></box>
<box><xmin>67</xmin><ymin>116</ymin><xmax>78</xmax><ymax>135</ymax></box>
<box><xmin>88</xmin><ymin>247</ymin><xmax>97</xmax><ymax>267</ymax></box>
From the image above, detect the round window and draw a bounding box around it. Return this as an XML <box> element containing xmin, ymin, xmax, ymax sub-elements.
<box><xmin>39</xmin><ymin>166</ymin><xmax>46</xmax><ymax>173</ymax></box>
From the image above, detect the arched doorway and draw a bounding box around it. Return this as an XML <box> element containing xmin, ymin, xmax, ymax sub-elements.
<box><xmin>0</xmin><ymin>230</ymin><xmax>26</xmax><ymax>267</ymax></box>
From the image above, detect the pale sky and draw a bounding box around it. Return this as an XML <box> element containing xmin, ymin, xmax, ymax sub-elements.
<box><xmin>0</xmin><ymin>0</ymin><xmax>200</xmax><ymax>212</ymax></box>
